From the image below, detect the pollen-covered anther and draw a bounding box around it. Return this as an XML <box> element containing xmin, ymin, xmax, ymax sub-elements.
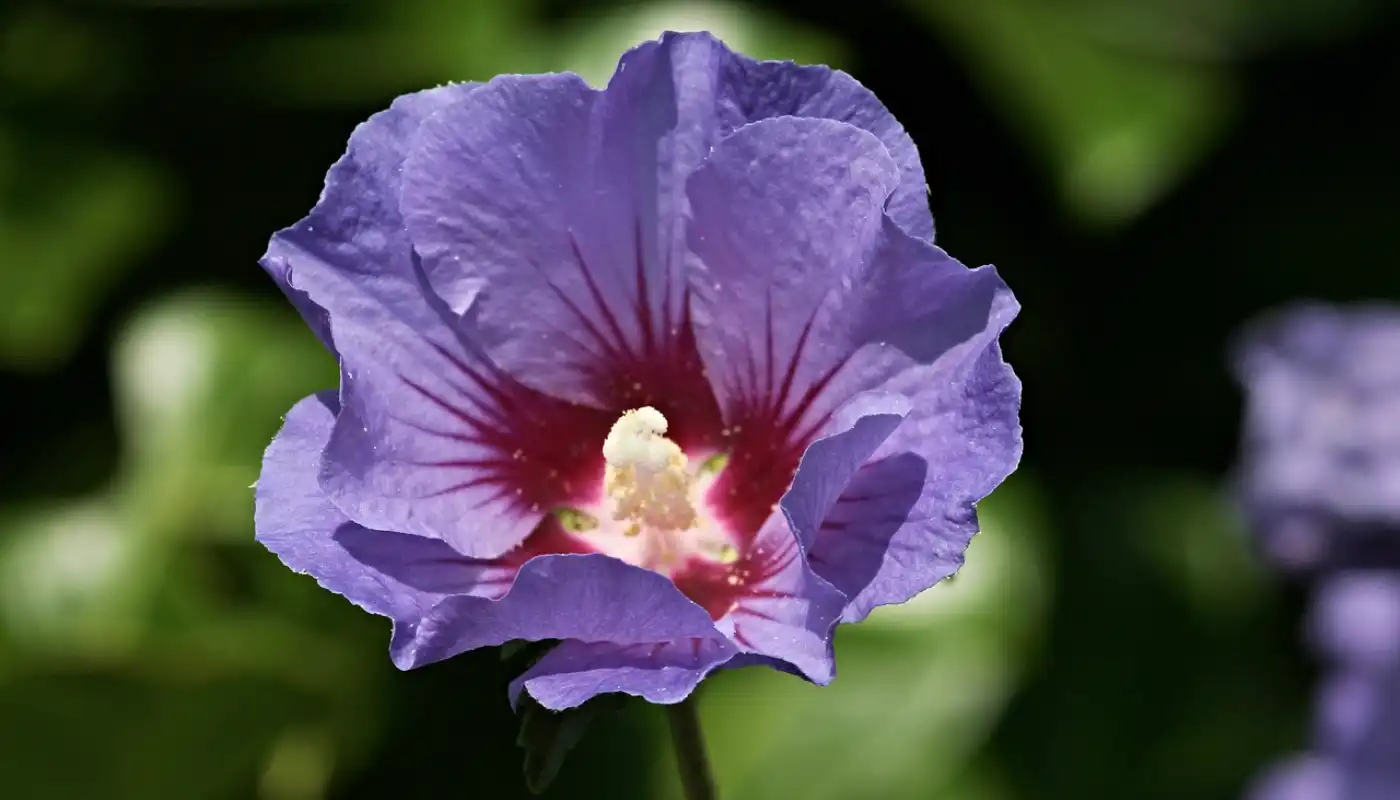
<box><xmin>602</xmin><ymin>407</ymin><xmax>698</xmax><ymax>532</ymax></box>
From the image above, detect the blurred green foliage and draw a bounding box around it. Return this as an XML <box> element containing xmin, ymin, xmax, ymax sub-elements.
<box><xmin>907</xmin><ymin>0</ymin><xmax>1234</xmax><ymax>227</ymax></box>
<box><xmin>901</xmin><ymin>0</ymin><xmax>1392</xmax><ymax>227</ymax></box>
<box><xmin>0</xmin><ymin>291</ymin><xmax>377</xmax><ymax>799</ymax></box>
<box><xmin>2</xmin><ymin>0</ymin><xmax>1394</xmax><ymax>797</ymax></box>
<box><xmin>0</xmin><ymin>137</ymin><xmax>170</xmax><ymax>369</ymax></box>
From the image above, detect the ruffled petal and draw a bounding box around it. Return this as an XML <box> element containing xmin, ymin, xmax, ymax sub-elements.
<box><xmin>712</xmin><ymin>515</ymin><xmax>847</xmax><ymax>684</ymax></box>
<box><xmin>685</xmin><ymin>116</ymin><xmax>1020</xmax><ymax>621</ymax></box>
<box><xmin>261</xmin><ymin>83</ymin><xmax>478</xmax><ymax>353</ymax></box>
<box><xmin>402</xmin><ymin>72</ymin><xmax>687</xmax><ymax>408</ymax></box>
<box><xmin>256</xmin><ymin>397</ymin><xmax>727</xmax><ymax>676</ymax></box>
<box><xmin>606</xmin><ymin>31</ymin><xmax>934</xmax><ymax>270</ymax></box>
<box><xmin>508</xmin><ymin>637</ymin><xmax>738</xmax><ymax>711</ymax></box>
<box><xmin>646</xmin><ymin>31</ymin><xmax>933</xmax><ymax>241</ymax></box>
<box><xmin>263</xmin><ymin>82</ymin><xmax>613</xmax><ymax>560</ymax></box>
<box><xmin>254</xmin><ymin>392</ymin><xmax>495</xmax><ymax>653</ymax></box>
<box><xmin>781</xmin><ymin>392</ymin><xmax>912</xmax><ymax>552</ymax></box>
<box><xmin>814</xmin><ymin>342</ymin><xmax>1021</xmax><ymax>622</ymax></box>
<box><xmin>393</xmin><ymin>554</ymin><xmax>719</xmax><ymax>670</ymax></box>
<box><xmin>399</xmin><ymin>32</ymin><xmax>933</xmax><ymax>407</ymax></box>
<box><xmin>686</xmin><ymin>116</ymin><xmax>901</xmax><ymax>429</ymax></box>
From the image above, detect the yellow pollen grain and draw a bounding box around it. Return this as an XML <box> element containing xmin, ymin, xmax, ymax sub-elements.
<box><xmin>602</xmin><ymin>407</ymin><xmax>698</xmax><ymax>533</ymax></box>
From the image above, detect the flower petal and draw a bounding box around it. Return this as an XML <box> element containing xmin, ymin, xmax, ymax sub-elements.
<box><xmin>781</xmin><ymin>392</ymin><xmax>912</xmax><ymax>552</ymax></box>
<box><xmin>318</xmin><ymin>320</ymin><xmax>610</xmax><ymax>559</ymax></box>
<box><xmin>399</xmin><ymin>33</ymin><xmax>933</xmax><ymax>406</ymax></box>
<box><xmin>687</xmin><ymin>116</ymin><xmax>1011</xmax><ymax>423</ymax></box>
<box><xmin>613</xmin><ymin>31</ymin><xmax>935</xmax><ymax>254</ymax></box>
<box><xmin>686</xmin><ymin>116</ymin><xmax>901</xmax><ymax>429</ymax></box>
<box><xmin>709</xmin><ymin>516</ymin><xmax>847</xmax><ymax>684</ymax></box>
<box><xmin>402</xmin><ymin>72</ymin><xmax>683</xmax><ymax>407</ymax></box>
<box><xmin>685</xmin><ymin>116</ymin><xmax>1020</xmax><ymax>622</ymax></box>
<box><xmin>255</xmin><ymin>392</ymin><xmax>492</xmax><ymax>653</ymax></box>
<box><xmin>508</xmin><ymin>637</ymin><xmax>739</xmax><ymax>711</ymax></box>
<box><xmin>261</xmin><ymin>83</ymin><xmax>478</xmax><ymax>353</ymax></box>
<box><xmin>393</xmin><ymin>554</ymin><xmax>719</xmax><ymax>670</ymax></box>
<box><xmin>263</xmin><ymin>82</ymin><xmax>612</xmax><ymax>559</ymax></box>
<box><xmin>813</xmin><ymin>342</ymin><xmax>1022</xmax><ymax>622</ymax></box>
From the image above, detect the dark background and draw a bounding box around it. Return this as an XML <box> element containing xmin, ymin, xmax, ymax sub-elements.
<box><xmin>2</xmin><ymin>1</ymin><xmax>1398</xmax><ymax>798</ymax></box>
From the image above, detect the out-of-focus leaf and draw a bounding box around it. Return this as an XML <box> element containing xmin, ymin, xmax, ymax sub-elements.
<box><xmin>1062</xmin><ymin>0</ymin><xmax>1393</xmax><ymax>59</ymax></box>
<box><xmin>0</xmin><ymin>135</ymin><xmax>171</xmax><ymax>369</ymax></box>
<box><xmin>905</xmin><ymin>0</ymin><xmax>1234</xmax><ymax>227</ymax></box>
<box><xmin>0</xmin><ymin>284</ymin><xmax>387</xmax><ymax>795</ymax></box>
<box><xmin>0</xmin><ymin>5</ymin><xmax>129</xmax><ymax>99</ymax></box>
<box><xmin>240</xmin><ymin>0</ymin><xmax>545</xmax><ymax>105</ymax></box>
<box><xmin>655</xmin><ymin>476</ymin><xmax>1050</xmax><ymax>800</ymax></box>
<box><xmin>1124</xmin><ymin>473</ymin><xmax>1265</xmax><ymax>622</ymax></box>
<box><xmin>241</xmin><ymin>0</ymin><xmax>847</xmax><ymax>106</ymax></box>
<box><xmin>554</xmin><ymin>1</ymin><xmax>847</xmax><ymax>88</ymax></box>
<box><xmin>258</xmin><ymin>726</ymin><xmax>337</xmax><ymax>800</ymax></box>
<box><xmin>684</xmin><ymin>633</ymin><xmax>1011</xmax><ymax>800</ymax></box>
<box><xmin>0</xmin><ymin>669</ymin><xmax>319</xmax><ymax>800</ymax></box>
<box><xmin>111</xmin><ymin>290</ymin><xmax>335</xmax><ymax>540</ymax></box>
<box><xmin>0</xmin><ymin>497</ymin><xmax>161</xmax><ymax>660</ymax></box>
<box><xmin>935</xmin><ymin>765</ymin><xmax>1017</xmax><ymax>800</ymax></box>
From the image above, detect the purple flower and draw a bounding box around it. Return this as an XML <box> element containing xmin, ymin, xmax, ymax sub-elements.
<box><xmin>1232</xmin><ymin>304</ymin><xmax>1400</xmax><ymax>572</ymax></box>
<box><xmin>1246</xmin><ymin>757</ymin><xmax>1342</xmax><ymax>800</ymax></box>
<box><xmin>1309</xmin><ymin>571</ymin><xmax>1400</xmax><ymax>672</ymax></box>
<box><xmin>1246</xmin><ymin>569</ymin><xmax>1400</xmax><ymax>797</ymax></box>
<box><xmin>1301</xmin><ymin>668</ymin><xmax>1400</xmax><ymax>798</ymax></box>
<box><xmin>1307</xmin><ymin>573</ymin><xmax>1400</xmax><ymax>786</ymax></box>
<box><xmin>254</xmin><ymin>32</ymin><xmax>1021</xmax><ymax>711</ymax></box>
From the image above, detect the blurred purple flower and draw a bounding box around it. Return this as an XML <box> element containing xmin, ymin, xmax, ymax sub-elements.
<box><xmin>1237</xmin><ymin>305</ymin><xmax>1400</xmax><ymax>798</ymax></box>
<box><xmin>1308</xmin><ymin>573</ymin><xmax>1400</xmax><ymax>787</ymax></box>
<box><xmin>1246</xmin><ymin>756</ymin><xmax>1341</xmax><ymax>800</ymax></box>
<box><xmin>1309</xmin><ymin>571</ymin><xmax>1400</xmax><ymax>671</ymax></box>
<box><xmin>1247</xmin><ymin>746</ymin><xmax>1400</xmax><ymax>800</ymax></box>
<box><xmin>1232</xmin><ymin>304</ymin><xmax>1400</xmax><ymax>572</ymax></box>
<box><xmin>252</xmin><ymin>32</ymin><xmax>1021</xmax><ymax>710</ymax></box>
<box><xmin>1243</xmin><ymin>575</ymin><xmax>1400</xmax><ymax>797</ymax></box>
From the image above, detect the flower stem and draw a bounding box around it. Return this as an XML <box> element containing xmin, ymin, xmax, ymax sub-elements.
<box><xmin>666</xmin><ymin>697</ymin><xmax>717</xmax><ymax>800</ymax></box>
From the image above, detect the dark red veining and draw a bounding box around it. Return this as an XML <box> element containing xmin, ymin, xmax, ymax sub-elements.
<box><xmin>671</xmin><ymin>528</ymin><xmax>803</xmax><ymax>619</ymax></box>
<box><xmin>394</xmin><ymin>342</ymin><xmax>615</xmax><ymax>514</ymax></box>
<box><xmin>391</xmin><ymin>220</ymin><xmax>850</xmax><ymax>618</ymax></box>
<box><xmin>706</xmin><ymin>302</ymin><xmax>851</xmax><ymax>542</ymax></box>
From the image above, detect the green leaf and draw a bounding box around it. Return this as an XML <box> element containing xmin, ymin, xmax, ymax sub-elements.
<box><xmin>904</xmin><ymin>0</ymin><xmax>1234</xmax><ymax>227</ymax></box>
<box><xmin>239</xmin><ymin>0</ymin><xmax>548</xmax><ymax>105</ymax></box>
<box><xmin>1119</xmin><ymin>473</ymin><xmax>1265</xmax><ymax>622</ymax></box>
<box><xmin>0</xmin><ymin>134</ymin><xmax>171</xmax><ymax>369</ymax></box>
<box><xmin>516</xmin><ymin>692</ymin><xmax>629</xmax><ymax>794</ymax></box>
<box><xmin>553</xmin><ymin>0</ymin><xmax>847</xmax><ymax>88</ymax></box>
<box><xmin>0</xmin><ymin>497</ymin><xmax>160</xmax><ymax>660</ymax></box>
<box><xmin>110</xmin><ymin>290</ymin><xmax>336</xmax><ymax>541</ymax></box>
<box><xmin>0</xmin><ymin>668</ymin><xmax>320</xmax><ymax>800</ymax></box>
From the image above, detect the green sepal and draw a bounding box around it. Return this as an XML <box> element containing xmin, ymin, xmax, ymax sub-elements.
<box><xmin>516</xmin><ymin>692</ymin><xmax>628</xmax><ymax>794</ymax></box>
